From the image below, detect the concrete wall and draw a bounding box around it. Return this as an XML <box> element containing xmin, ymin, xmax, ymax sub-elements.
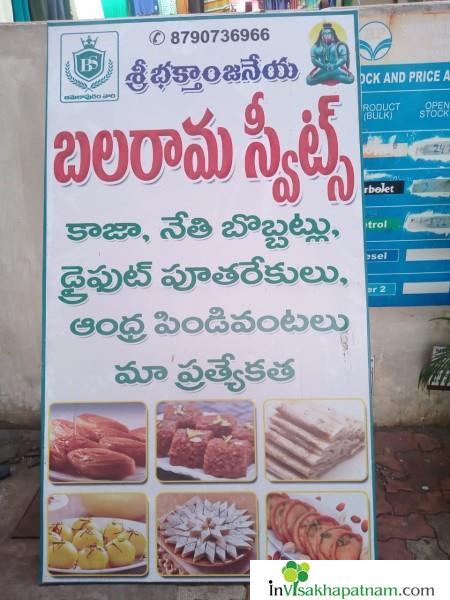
<box><xmin>370</xmin><ymin>307</ymin><xmax>450</xmax><ymax>426</ymax></box>
<box><xmin>0</xmin><ymin>21</ymin><xmax>449</xmax><ymax>429</ymax></box>
<box><xmin>0</xmin><ymin>23</ymin><xmax>46</xmax><ymax>429</ymax></box>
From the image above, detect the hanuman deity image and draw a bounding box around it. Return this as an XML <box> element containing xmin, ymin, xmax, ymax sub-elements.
<box><xmin>307</xmin><ymin>23</ymin><xmax>355</xmax><ymax>86</ymax></box>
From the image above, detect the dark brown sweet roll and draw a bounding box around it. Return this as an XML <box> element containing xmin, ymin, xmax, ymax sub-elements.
<box><xmin>98</xmin><ymin>428</ymin><xmax>138</xmax><ymax>440</ymax></box>
<box><xmin>50</xmin><ymin>418</ymin><xmax>74</xmax><ymax>440</ymax></box>
<box><xmin>49</xmin><ymin>440</ymin><xmax>67</xmax><ymax>471</ymax></box>
<box><xmin>67</xmin><ymin>447</ymin><xmax>136</xmax><ymax>480</ymax></box>
<box><xmin>75</xmin><ymin>413</ymin><xmax>129</xmax><ymax>441</ymax></box>
<box><xmin>99</xmin><ymin>436</ymin><xmax>146</xmax><ymax>467</ymax></box>
<box><xmin>49</xmin><ymin>435</ymin><xmax>100</xmax><ymax>472</ymax></box>
<box><xmin>130</xmin><ymin>427</ymin><xmax>147</xmax><ymax>443</ymax></box>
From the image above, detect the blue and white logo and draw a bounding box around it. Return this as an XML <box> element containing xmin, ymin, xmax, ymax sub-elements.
<box><xmin>60</xmin><ymin>31</ymin><xmax>119</xmax><ymax>103</ymax></box>
<box><xmin>72</xmin><ymin>36</ymin><xmax>107</xmax><ymax>83</ymax></box>
<box><xmin>359</xmin><ymin>21</ymin><xmax>392</xmax><ymax>62</ymax></box>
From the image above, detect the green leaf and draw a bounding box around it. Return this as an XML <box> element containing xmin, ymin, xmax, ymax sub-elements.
<box><xmin>418</xmin><ymin>346</ymin><xmax>450</xmax><ymax>389</ymax></box>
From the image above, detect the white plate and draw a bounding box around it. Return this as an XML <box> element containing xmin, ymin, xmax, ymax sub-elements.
<box><xmin>48</xmin><ymin>517</ymin><xmax>147</xmax><ymax>574</ymax></box>
<box><xmin>267</xmin><ymin>493</ymin><xmax>370</xmax><ymax>560</ymax></box>
<box><xmin>47</xmin><ymin>494</ymin><xmax>69</xmax><ymax>512</ymax></box>
<box><xmin>157</xmin><ymin>457</ymin><xmax>256</xmax><ymax>481</ymax></box>
<box><xmin>49</xmin><ymin>467</ymin><xmax>146</xmax><ymax>483</ymax></box>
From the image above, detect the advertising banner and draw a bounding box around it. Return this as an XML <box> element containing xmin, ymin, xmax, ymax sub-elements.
<box><xmin>42</xmin><ymin>11</ymin><xmax>375</xmax><ymax>583</ymax></box>
<box><xmin>360</xmin><ymin>2</ymin><xmax>450</xmax><ymax>307</ymax></box>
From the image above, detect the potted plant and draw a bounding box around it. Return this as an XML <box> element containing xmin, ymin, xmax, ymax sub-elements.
<box><xmin>418</xmin><ymin>317</ymin><xmax>450</xmax><ymax>390</ymax></box>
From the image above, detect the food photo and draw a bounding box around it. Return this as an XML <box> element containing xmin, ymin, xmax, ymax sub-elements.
<box><xmin>48</xmin><ymin>402</ymin><xmax>147</xmax><ymax>483</ymax></box>
<box><xmin>156</xmin><ymin>492</ymin><xmax>258</xmax><ymax>576</ymax></box>
<box><xmin>266</xmin><ymin>491</ymin><xmax>370</xmax><ymax>561</ymax></box>
<box><xmin>47</xmin><ymin>493</ymin><xmax>148</xmax><ymax>577</ymax></box>
<box><xmin>264</xmin><ymin>399</ymin><xmax>367</xmax><ymax>482</ymax></box>
<box><xmin>156</xmin><ymin>400</ymin><xmax>256</xmax><ymax>482</ymax></box>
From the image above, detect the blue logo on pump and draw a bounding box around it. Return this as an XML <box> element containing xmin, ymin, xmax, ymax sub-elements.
<box><xmin>359</xmin><ymin>21</ymin><xmax>392</xmax><ymax>62</ymax></box>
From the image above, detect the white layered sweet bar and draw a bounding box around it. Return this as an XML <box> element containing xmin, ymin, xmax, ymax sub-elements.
<box><xmin>266</xmin><ymin>402</ymin><xmax>364</xmax><ymax>480</ymax></box>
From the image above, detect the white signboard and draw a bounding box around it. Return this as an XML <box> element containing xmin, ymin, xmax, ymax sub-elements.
<box><xmin>42</xmin><ymin>11</ymin><xmax>375</xmax><ymax>583</ymax></box>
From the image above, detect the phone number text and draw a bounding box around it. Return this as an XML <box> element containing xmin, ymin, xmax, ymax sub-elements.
<box><xmin>171</xmin><ymin>28</ymin><xmax>270</xmax><ymax>45</ymax></box>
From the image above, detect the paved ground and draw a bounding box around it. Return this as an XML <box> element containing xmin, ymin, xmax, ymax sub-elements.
<box><xmin>375</xmin><ymin>428</ymin><xmax>449</xmax><ymax>560</ymax></box>
<box><xmin>1</xmin><ymin>438</ymin><xmax>246</xmax><ymax>600</ymax></box>
<box><xmin>0</xmin><ymin>427</ymin><xmax>448</xmax><ymax>598</ymax></box>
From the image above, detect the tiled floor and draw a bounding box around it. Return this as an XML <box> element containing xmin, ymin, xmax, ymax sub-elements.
<box><xmin>375</xmin><ymin>429</ymin><xmax>449</xmax><ymax>559</ymax></box>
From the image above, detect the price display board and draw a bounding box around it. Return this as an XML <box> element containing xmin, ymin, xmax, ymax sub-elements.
<box><xmin>360</xmin><ymin>3</ymin><xmax>450</xmax><ymax>307</ymax></box>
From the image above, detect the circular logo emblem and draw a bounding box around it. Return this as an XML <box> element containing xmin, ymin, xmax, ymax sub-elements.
<box><xmin>149</xmin><ymin>30</ymin><xmax>165</xmax><ymax>46</ymax></box>
<box><xmin>359</xmin><ymin>21</ymin><xmax>392</xmax><ymax>61</ymax></box>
